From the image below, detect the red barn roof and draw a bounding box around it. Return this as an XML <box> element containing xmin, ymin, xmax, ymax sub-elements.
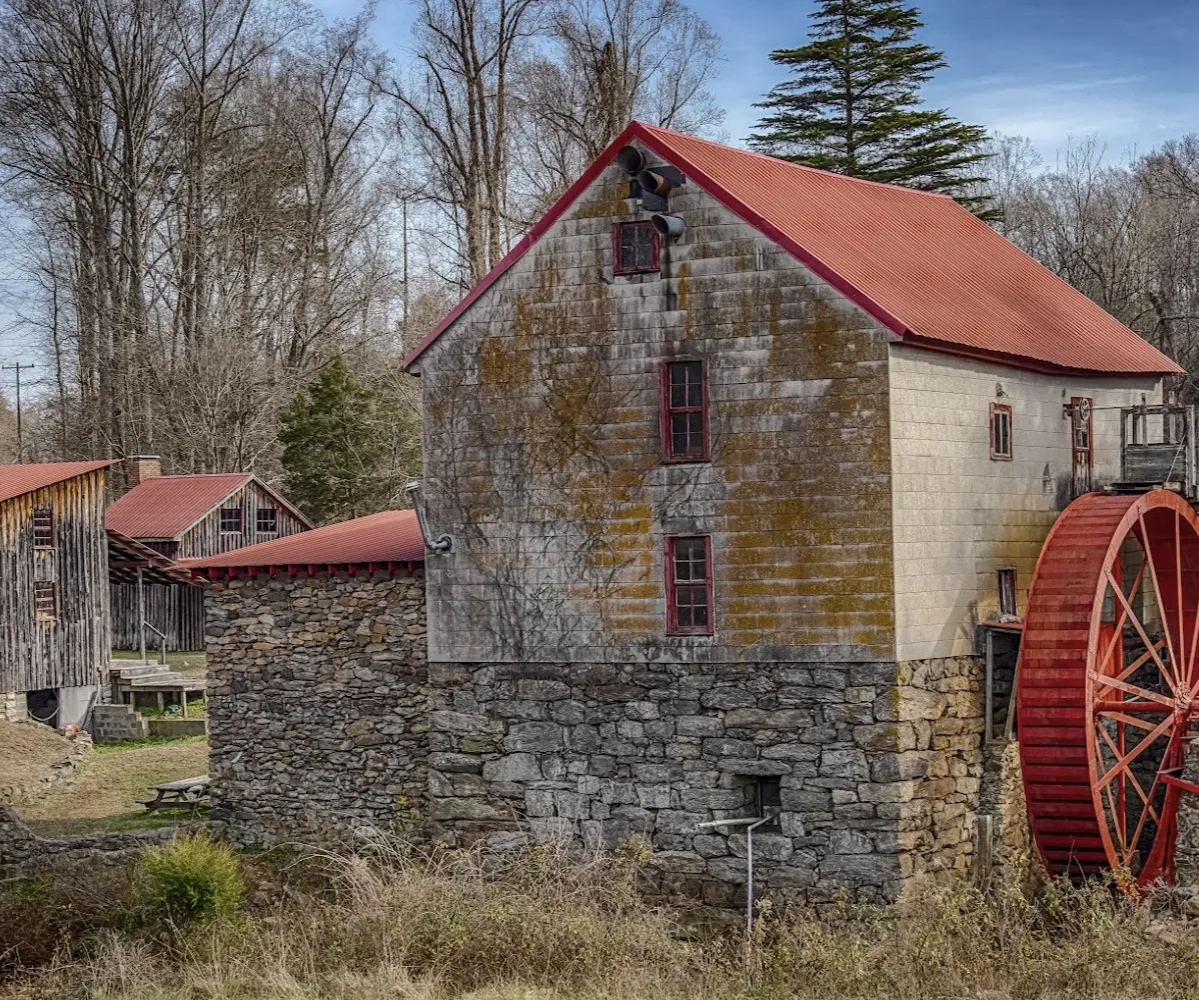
<box><xmin>105</xmin><ymin>473</ymin><xmax>254</xmax><ymax>539</ymax></box>
<box><xmin>181</xmin><ymin>509</ymin><xmax>425</xmax><ymax>574</ymax></box>
<box><xmin>404</xmin><ymin>121</ymin><xmax>1181</xmax><ymax>378</ymax></box>
<box><xmin>0</xmin><ymin>460</ymin><xmax>115</xmax><ymax>504</ymax></box>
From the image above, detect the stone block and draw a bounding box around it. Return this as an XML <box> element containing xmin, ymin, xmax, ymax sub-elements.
<box><xmin>820</xmin><ymin>748</ymin><xmax>869</xmax><ymax>780</ymax></box>
<box><xmin>677</xmin><ymin>715</ymin><xmax>725</xmax><ymax>737</ymax></box>
<box><xmin>724</xmin><ymin>709</ymin><xmax>810</xmax><ymax>730</ymax></box>
<box><xmin>483</xmin><ymin>753</ymin><xmax>543</xmax><ymax>782</ymax></box>
<box><xmin>504</xmin><ymin>722</ymin><xmax>564</xmax><ymax>752</ymax></box>
<box><xmin>653</xmin><ymin>851</ymin><xmax>708</xmax><ymax>874</ymax></box>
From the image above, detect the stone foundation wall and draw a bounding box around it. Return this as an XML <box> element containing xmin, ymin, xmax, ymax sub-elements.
<box><xmin>0</xmin><ymin>691</ymin><xmax>19</xmax><ymax>722</ymax></box>
<box><xmin>205</xmin><ymin>570</ymin><xmax>427</xmax><ymax>848</ymax></box>
<box><xmin>430</xmin><ymin>658</ymin><xmax>969</xmax><ymax>906</ymax></box>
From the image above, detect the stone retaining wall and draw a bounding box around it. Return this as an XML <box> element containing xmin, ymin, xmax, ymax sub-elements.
<box><xmin>0</xmin><ymin>728</ymin><xmax>92</xmax><ymax>806</ymax></box>
<box><xmin>205</xmin><ymin>569</ymin><xmax>427</xmax><ymax>848</ymax></box>
<box><xmin>0</xmin><ymin>803</ymin><xmax>204</xmax><ymax>877</ymax></box>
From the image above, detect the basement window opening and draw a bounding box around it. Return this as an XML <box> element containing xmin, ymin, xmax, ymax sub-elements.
<box><xmin>32</xmin><ymin>508</ymin><xmax>54</xmax><ymax>548</ymax></box>
<box><xmin>661</xmin><ymin>360</ymin><xmax>709</xmax><ymax>462</ymax></box>
<box><xmin>34</xmin><ymin>581</ymin><xmax>57</xmax><ymax>622</ymax></box>
<box><xmin>990</xmin><ymin>403</ymin><xmax>1012</xmax><ymax>460</ymax></box>
<box><xmin>666</xmin><ymin>535</ymin><xmax>713</xmax><ymax>635</ymax></box>
<box><xmin>997</xmin><ymin>568</ymin><xmax>1017</xmax><ymax>619</ymax></box>
<box><xmin>220</xmin><ymin>508</ymin><xmax>243</xmax><ymax>534</ymax></box>
<box><xmin>613</xmin><ymin>221</ymin><xmax>658</xmax><ymax>275</ymax></box>
<box><xmin>256</xmin><ymin>508</ymin><xmax>278</xmax><ymax>534</ymax></box>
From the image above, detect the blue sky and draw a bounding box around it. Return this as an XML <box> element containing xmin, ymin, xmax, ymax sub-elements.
<box><xmin>2</xmin><ymin>0</ymin><xmax>1197</xmax><ymax>369</ymax></box>
<box><xmin>340</xmin><ymin>0</ymin><xmax>1199</xmax><ymax>163</ymax></box>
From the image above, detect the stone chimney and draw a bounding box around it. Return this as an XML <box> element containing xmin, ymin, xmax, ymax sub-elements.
<box><xmin>126</xmin><ymin>455</ymin><xmax>162</xmax><ymax>490</ymax></box>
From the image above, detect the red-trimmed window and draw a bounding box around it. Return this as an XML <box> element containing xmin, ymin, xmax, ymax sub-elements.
<box><xmin>613</xmin><ymin>221</ymin><xmax>658</xmax><ymax>275</ymax></box>
<box><xmin>32</xmin><ymin>508</ymin><xmax>54</xmax><ymax>548</ymax></box>
<box><xmin>990</xmin><ymin>403</ymin><xmax>1012</xmax><ymax>460</ymax></box>
<box><xmin>666</xmin><ymin>535</ymin><xmax>713</xmax><ymax>635</ymax></box>
<box><xmin>661</xmin><ymin>360</ymin><xmax>709</xmax><ymax>462</ymax></box>
<box><xmin>220</xmin><ymin>508</ymin><xmax>243</xmax><ymax>534</ymax></box>
<box><xmin>34</xmin><ymin>581</ymin><xmax>57</xmax><ymax>622</ymax></box>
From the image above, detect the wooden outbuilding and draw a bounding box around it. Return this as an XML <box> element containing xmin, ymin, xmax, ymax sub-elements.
<box><xmin>105</xmin><ymin>457</ymin><xmax>312</xmax><ymax>652</ymax></box>
<box><xmin>0</xmin><ymin>461</ymin><xmax>115</xmax><ymax>727</ymax></box>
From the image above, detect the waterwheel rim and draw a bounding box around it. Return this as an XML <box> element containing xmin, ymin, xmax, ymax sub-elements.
<box><xmin>1019</xmin><ymin>489</ymin><xmax>1199</xmax><ymax>886</ymax></box>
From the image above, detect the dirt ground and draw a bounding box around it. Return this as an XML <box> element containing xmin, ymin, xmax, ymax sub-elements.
<box><xmin>17</xmin><ymin>737</ymin><xmax>209</xmax><ymax>837</ymax></box>
<box><xmin>0</xmin><ymin>721</ymin><xmax>73</xmax><ymax>802</ymax></box>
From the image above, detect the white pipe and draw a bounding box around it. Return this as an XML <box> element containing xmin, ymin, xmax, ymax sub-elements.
<box><xmin>695</xmin><ymin>813</ymin><xmax>775</xmax><ymax>937</ymax></box>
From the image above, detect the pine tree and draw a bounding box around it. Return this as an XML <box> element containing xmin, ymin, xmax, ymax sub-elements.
<box><xmin>750</xmin><ymin>0</ymin><xmax>994</xmax><ymax>216</ymax></box>
<box><xmin>279</xmin><ymin>357</ymin><xmax>396</xmax><ymax>524</ymax></box>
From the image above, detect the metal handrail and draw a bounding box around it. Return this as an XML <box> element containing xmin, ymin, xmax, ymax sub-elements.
<box><xmin>142</xmin><ymin>619</ymin><xmax>167</xmax><ymax>665</ymax></box>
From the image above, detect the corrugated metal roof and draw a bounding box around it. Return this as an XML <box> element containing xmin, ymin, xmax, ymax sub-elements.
<box><xmin>0</xmin><ymin>460</ymin><xmax>115</xmax><ymax>504</ymax></box>
<box><xmin>404</xmin><ymin>121</ymin><xmax>1181</xmax><ymax>378</ymax></box>
<box><xmin>180</xmin><ymin>509</ymin><xmax>425</xmax><ymax>569</ymax></box>
<box><xmin>105</xmin><ymin>473</ymin><xmax>252</xmax><ymax>539</ymax></box>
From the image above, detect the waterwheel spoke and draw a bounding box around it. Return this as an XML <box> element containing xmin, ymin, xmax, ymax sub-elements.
<box><xmin>1096</xmin><ymin>710</ymin><xmax>1170</xmax><ymax>731</ymax></box>
<box><xmin>1107</xmin><ymin>570</ymin><xmax>1178</xmax><ymax>693</ymax></box>
<box><xmin>1177</xmin><ymin>512</ymin><xmax>1186</xmax><ymax>680</ymax></box>
<box><xmin>1096</xmin><ymin>716</ymin><xmax>1162</xmax><ymax>859</ymax></box>
<box><xmin>1099</xmin><ymin>561</ymin><xmax>1149</xmax><ymax>676</ymax></box>
<box><xmin>1107</xmin><ymin>639</ymin><xmax>1167</xmax><ymax>687</ymax></box>
<box><xmin>1123</xmin><ymin>771</ymin><xmax>1165</xmax><ymax>868</ymax></box>
<box><xmin>1096</xmin><ymin>714</ymin><xmax>1176</xmax><ymax>790</ymax></box>
<box><xmin>1090</xmin><ymin>672</ymin><xmax>1175</xmax><ymax>708</ymax></box>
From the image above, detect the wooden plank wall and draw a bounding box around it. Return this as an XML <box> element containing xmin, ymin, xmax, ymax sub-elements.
<box><xmin>110</xmin><ymin>582</ymin><xmax>204</xmax><ymax>652</ymax></box>
<box><xmin>0</xmin><ymin>470</ymin><xmax>110</xmax><ymax>692</ymax></box>
<box><xmin>177</xmin><ymin>481</ymin><xmax>308</xmax><ymax>559</ymax></box>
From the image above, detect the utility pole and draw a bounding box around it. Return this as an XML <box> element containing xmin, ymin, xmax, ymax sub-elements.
<box><xmin>2</xmin><ymin>362</ymin><xmax>36</xmax><ymax>462</ymax></box>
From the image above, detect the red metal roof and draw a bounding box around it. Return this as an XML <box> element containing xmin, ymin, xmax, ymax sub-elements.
<box><xmin>404</xmin><ymin>121</ymin><xmax>1181</xmax><ymax>378</ymax></box>
<box><xmin>0</xmin><ymin>460</ymin><xmax>115</xmax><ymax>505</ymax></box>
<box><xmin>180</xmin><ymin>509</ymin><xmax>425</xmax><ymax>570</ymax></box>
<box><xmin>105</xmin><ymin>473</ymin><xmax>253</xmax><ymax>539</ymax></box>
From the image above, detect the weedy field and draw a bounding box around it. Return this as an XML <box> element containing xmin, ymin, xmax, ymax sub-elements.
<box><xmin>2</xmin><ymin>837</ymin><xmax>1199</xmax><ymax>1000</ymax></box>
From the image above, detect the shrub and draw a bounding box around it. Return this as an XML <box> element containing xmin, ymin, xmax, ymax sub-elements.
<box><xmin>137</xmin><ymin>834</ymin><xmax>244</xmax><ymax>926</ymax></box>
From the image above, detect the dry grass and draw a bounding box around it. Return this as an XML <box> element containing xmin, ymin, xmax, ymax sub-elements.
<box><xmin>5</xmin><ymin>842</ymin><xmax>1199</xmax><ymax>1000</ymax></box>
<box><xmin>16</xmin><ymin>737</ymin><xmax>208</xmax><ymax>836</ymax></box>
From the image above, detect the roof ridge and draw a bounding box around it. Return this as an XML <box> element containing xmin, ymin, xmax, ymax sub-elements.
<box><xmin>633</xmin><ymin>121</ymin><xmax>957</xmax><ymax>201</ymax></box>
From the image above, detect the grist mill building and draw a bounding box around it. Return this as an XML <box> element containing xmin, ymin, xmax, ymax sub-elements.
<box><xmin>397</xmin><ymin>122</ymin><xmax>1180</xmax><ymax>904</ymax></box>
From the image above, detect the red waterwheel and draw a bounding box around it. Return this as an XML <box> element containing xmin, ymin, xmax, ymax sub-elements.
<box><xmin>1019</xmin><ymin>489</ymin><xmax>1199</xmax><ymax>885</ymax></box>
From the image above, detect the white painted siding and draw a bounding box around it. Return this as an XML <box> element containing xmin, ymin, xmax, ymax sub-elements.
<box><xmin>889</xmin><ymin>345</ymin><xmax>1162</xmax><ymax>661</ymax></box>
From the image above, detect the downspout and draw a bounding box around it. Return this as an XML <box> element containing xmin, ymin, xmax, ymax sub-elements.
<box><xmin>406</xmin><ymin>482</ymin><xmax>453</xmax><ymax>553</ymax></box>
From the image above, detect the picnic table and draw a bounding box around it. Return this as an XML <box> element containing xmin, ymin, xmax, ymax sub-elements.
<box><xmin>142</xmin><ymin>774</ymin><xmax>209</xmax><ymax>812</ymax></box>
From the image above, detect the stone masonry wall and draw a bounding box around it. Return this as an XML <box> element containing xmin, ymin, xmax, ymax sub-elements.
<box><xmin>428</xmin><ymin>653</ymin><xmax>988</xmax><ymax>906</ymax></box>
<box><xmin>205</xmin><ymin>570</ymin><xmax>427</xmax><ymax>848</ymax></box>
<box><xmin>1</xmin><ymin>802</ymin><xmax>204</xmax><ymax>877</ymax></box>
<box><xmin>0</xmin><ymin>691</ymin><xmax>18</xmax><ymax>722</ymax></box>
<box><xmin>894</xmin><ymin>656</ymin><xmax>986</xmax><ymax>886</ymax></box>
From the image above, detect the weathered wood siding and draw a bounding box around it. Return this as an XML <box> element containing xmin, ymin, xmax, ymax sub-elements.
<box><xmin>888</xmin><ymin>346</ymin><xmax>1161</xmax><ymax>661</ymax></box>
<box><xmin>111</xmin><ymin>582</ymin><xmax>204</xmax><ymax>652</ymax></box>
<box><xmin>415</xmin><ymin>140</ymin><xmax>896</xmax><ymax>665</ymax></box>
<box><xmin>0</xmin><ymin>469</ymin><xmax>110</xmax><ymax>692</ymax></box>
<box><xmin>176</xmin><ymin>481</ymin><xmax>307</xmax><ymax>560</ymax></box>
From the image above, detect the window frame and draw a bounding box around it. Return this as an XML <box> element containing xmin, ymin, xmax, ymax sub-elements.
<box><xmin>665</xmin><ymin>534</ymin><xmax>714</xmax><ymax>636</ymax></box>
<box><xmin>256</xmin><ymin>507</ymin><xmax>279</xmax><ymax>535</ymax></box>
<box><xmin>997</xmin><ymin>567</ymin><xmax>1018</xmax><ymax>618</ymax></box>
<box><xmin>34</xmin><ymin>581</ymin><xmax>57</xmax><ymax>622</ymax></box>
<box><xmin>990</xmin><ymin>402</ymin><xmax>1013</xmax><ymax>461</ymax></box>
<box><xmin>32</xmin><ymin>507</ymin><xmax>54</xmax><ymax>549</ymax></box>
<box><xmin>612</xmin><ymin>220</ymin><xmax>660</xmax><ymax>276</ymax></box>
<box><xmin>659</xmin><ymin>359</ymin><xmax>711</xmax><ymax>463</ymax></box>
<box><xmin>219</xmin><ymin>507</ymin><xmax>243</xmax><ymax>534</ymax></box>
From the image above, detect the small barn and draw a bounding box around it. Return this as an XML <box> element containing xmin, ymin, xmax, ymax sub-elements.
<box><xmin>183</xmin><ymin>510</ymin><xmax>427</xmax><ymax>847</ymax></box>
<box><xmin>106</xmin><ymin>457</ymin><xmax>312</xmax><ymax>652</ymax></box>
<box><xmin>0</xmin><ymin>461</ymin><xmax>114</xmax><ymax>728</ymax></box>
